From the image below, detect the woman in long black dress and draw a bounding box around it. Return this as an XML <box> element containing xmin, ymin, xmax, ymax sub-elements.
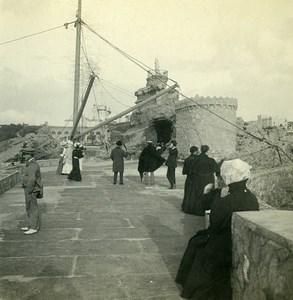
<box><xmin>176</xmin><ymin>158</ymin><xmax>259</xmax><ymax>300</ymax></box>
<box><xmin>181</xmin><ymin>146</ymin><xmax>199</xmax><ymax>213</ymax></box>
<box><xmin>67</xmin><ymin>143</ymin><xmax>84</xmax><ymax>181</ymax></box>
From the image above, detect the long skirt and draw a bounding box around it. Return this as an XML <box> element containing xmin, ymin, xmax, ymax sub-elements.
<box><xmin>176</xmin><ymin>230</ymin><xmax>232</xmax><ymax>300</ymax></box>
<box><xmin>181</xmin><ymin>175</ymin><xmax>201</xmax><ymax>215</ymax></box>
<box><xmin>56</xmin><ymin>156</ymin><xmax>64</xmax><ymax>175</ymax></box>
<box><xmin>67</xmin><ymin>159</ymin><xmax>81</xmax><ymax>181</ymax></box>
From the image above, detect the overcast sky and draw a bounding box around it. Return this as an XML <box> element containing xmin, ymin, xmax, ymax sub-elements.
<box><xmin>0</xmin><ymin>0</ymin><xmax>292</xmax><ymax>126</ymax></box>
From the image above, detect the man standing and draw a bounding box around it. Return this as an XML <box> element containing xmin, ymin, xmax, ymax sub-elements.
<box><xmin>21</xmin><ymin>147</ymin><xmax>42</xmax><ymax>235</ymax></box>
<box><xmin>110</xmin><ymin>140</ymin><xmax>127</xmax><ymax>185</ymax></box>
<box><xmin>166</xmin><ymin>140</ymin><xmax>178</xmax><ymax>189</ymax></box>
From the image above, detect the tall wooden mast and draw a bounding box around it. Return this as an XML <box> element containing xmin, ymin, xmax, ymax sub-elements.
<box><xmin>73</xmin><ymin>0</ymin><xmax>82</xmax><ymax>128</ymax></box>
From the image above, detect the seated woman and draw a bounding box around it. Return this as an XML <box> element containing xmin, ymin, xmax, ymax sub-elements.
<box><xmin>175</xmin><ymin>158</ymin><xmax>259</xmax><ymax>300</ymax></box>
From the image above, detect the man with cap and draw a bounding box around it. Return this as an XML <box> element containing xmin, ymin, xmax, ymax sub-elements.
<box><xmin>21</xmin><ymin>147</ymin><xmax>42</xmax><ymax>235</ymax></box>
<box><xmin>110</xmin><ymin>140</ymin><xmax>128</xmax><ymax>185</ymax></box>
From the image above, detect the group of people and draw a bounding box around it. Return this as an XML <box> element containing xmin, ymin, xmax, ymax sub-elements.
<box><xmin>110</xmin><ymin>139</ymin><xmax>179</xmax><ymax>189</ymax></box>
<box><xmin>19</xmin><ymin>139</ymin><xmax>260</xmax><ymax>300</ymax></box>
<box><xmin>56</xmin><ymin>141</ymin><xmax>85</xmax><ymax>182</ymax></box>
<box><xmin>137</xmin><ymin>140</ymin><xmax>178</xmax><ymax>188</ymax></box>
<box><xmin>181</xmin><ymin>144</ymin><xmax>220</xmax><ymax>216</ymax></box>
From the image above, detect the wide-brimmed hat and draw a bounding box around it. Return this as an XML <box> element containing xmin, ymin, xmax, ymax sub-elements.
<box><xmin>116</xmin><ymin>140</ymin><xmax>123</xmax><ymax>146</ymax></box>
<box><xmin>220</xmin><ymin>158</ymin><xmax>251</xmax><ymax>186</ymax></box>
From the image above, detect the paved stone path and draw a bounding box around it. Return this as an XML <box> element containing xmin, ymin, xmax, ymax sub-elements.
<box><xmin>0</xmin><ymin>161</ymin><xmax>204</xmax><ymax>300</ymax></box>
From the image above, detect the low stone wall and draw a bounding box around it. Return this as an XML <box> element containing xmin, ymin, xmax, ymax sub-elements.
<box><xmin>37</xmin><ymin>158</ymin><xmax>59</xmax><ymax>167</ymax></box>
<box><xmin>0</xmin><ymin>169</ymin><xmax>21</xmax><ymax>195</ymax></box>
<box><xmin>0</xmin><ymin>159</ymin><xmax>59</xmax><ymax>195</ymax></box>
<box><xmin>232</xmin><ymin>210</ymin><xmax>293</xmax><ymax>300</ymax></box>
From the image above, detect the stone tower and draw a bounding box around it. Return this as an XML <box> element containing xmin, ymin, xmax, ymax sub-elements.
<box><xmin>175</xmin><ymin>95</ymin><xmax>238</xmax><ymax>160</ymax></box>
<box><xmin>130</xmin><ymin>60</ymin><xmax>179</xmax><ymax>144</ymax></box>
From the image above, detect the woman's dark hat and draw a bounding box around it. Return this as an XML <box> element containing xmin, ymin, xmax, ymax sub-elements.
<box><xmin>201</xmin><ymin>145</ymin><xmax>209</xmax><ymax>153</ymax></box>
<box><xmin>190</xmin><ymin>146</ymin><xmax>198</xmax><ymax>153</ymax></box>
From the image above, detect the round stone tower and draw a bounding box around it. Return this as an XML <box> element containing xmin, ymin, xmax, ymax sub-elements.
<box><xmin>175</xmin><ymin>95</ymin><xmax>238</xmax><ymax>160</ymax></box>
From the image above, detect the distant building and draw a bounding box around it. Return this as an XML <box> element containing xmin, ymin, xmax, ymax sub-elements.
<box><xmin>286</xmin><ymin>121</ymin><xmax>293</xmax><ymax>134</ymax></box>
<box><xmin>49</xmin><ymin>104</ymin><xmax>112</xmax><ymax>144</ymax></box>
<box><xmin>257</xmin><ymin>115</ymin><xmax>273</xmax><ymax>128</ymax></box>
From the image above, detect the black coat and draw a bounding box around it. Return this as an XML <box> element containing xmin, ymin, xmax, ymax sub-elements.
<box><xmin>181</xmin><ymin>154</ymin><xmax>200</xmax><ymax>214</ymax></box>
<box><xmin>182</xmin><ymin>154</ymin><xmax>198</xmax><ymax>175</ymax></box>
<box><xmin>138</xmin><ymin>144</ymin><xmax>166</xmax><ymax>174</ymax></box>
<box><xmin>176</xmin><ymin>180</ymin><xmax>259</xmax><ymax>299</ymax></box>
<box><xmin>166</xmin><ymin>147</ymin><xmax>178</xmax><ymax>168</ymax></box>
<box><xmin>110</xmin><ymin>147</ymin><xmax>127</xmax><ymax>172</ymax></box>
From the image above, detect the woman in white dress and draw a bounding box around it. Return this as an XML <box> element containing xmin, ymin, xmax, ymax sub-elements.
<box><xmin>61</xmin><ymin>141</ymin><xmax>74</xmax><ymax>175</ymax></box>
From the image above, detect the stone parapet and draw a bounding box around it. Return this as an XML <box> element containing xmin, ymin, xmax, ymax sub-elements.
<box><xmin>0</xmin><ymin>170</ymin><xmax>21</xmax><ymax>195</ymax></box>
<box><xmin>232</xmin><ymin>211</ymin><xmax>293</xmax><ymax>300</ymax></box>
<box><xmin>175</xmin><ymin>96</ymin><xmax>238</xmax><ymax>112</ymax></box>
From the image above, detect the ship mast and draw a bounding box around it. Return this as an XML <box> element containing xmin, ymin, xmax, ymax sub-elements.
<box><xmin>73</xmin><ymin>0</ymin><xmax>82</xmax><ymax>128</ymax></box>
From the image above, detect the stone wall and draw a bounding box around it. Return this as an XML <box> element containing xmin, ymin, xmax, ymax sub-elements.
<box><xmin>232</xmin><ymin>211</ymin><xmax>293</xmax><ymax>300</ymax></box>
<box><xmin>248</xmin><ymin>166</ymin><xmax>293</xmax><ymax>210</ymax></box>
<box><xmin>175</xmin><ymin>96</ymin><xmax>238</xmax><ymax>159</ymax></box>
<box><xmin>0</xmin><ymin>169</ymin><xmax>21</xmax><ymax>195</ymax></box>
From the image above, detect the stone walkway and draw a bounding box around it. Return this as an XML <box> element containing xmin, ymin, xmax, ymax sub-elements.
<box><xmin>0</xmin><ymin>161</ymin><xmax>204</xmax><ymax>300</ymax></box>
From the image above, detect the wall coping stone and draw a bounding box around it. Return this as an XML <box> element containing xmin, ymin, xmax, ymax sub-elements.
<box><xmin>233</xmin><ymin>210</ymin><xmax>293</xmax><ymax>250</ymax></box>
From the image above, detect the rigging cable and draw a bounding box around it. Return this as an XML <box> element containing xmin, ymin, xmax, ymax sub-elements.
<box><xmin>81</xmin><ymin>21</ymin><xmax>177</xmax><ymax>84</ymax></box>
<box><xmin>0</xmin><ymin>22</ymin><xmax>75</xmax><ymax>46</ymax></box>
<box><xmin>96</xmin><ymin>76</ymin><xmax>132</xmax><ymax>108</ymax></box>
<box><xmin>80</xmin><ymin>27</ymin><xmax>132</xmax><ymax>108</ymax></box>
<box><xmin>82</xmin><ymin>23</ymin><xmax>293</xmax><ymax>163</ymax></box>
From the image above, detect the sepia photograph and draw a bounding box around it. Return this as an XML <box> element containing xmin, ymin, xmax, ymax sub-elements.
<box><xmin>0</xmin><ymin>1</ymin><xmax>292</xmax><ymax>299</ymax></box>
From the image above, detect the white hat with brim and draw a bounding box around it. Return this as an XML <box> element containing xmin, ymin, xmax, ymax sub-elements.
<box><xmin>220</xmin><ymin>159</ymin><xmax>251</xmax><ymax>186</ymax></box>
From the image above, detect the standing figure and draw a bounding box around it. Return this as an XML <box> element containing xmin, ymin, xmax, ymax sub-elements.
<box><xmin>190</xmin><ymin>145</ymin><xmax>220</xmax><ymax>216</ymax></box>
<box><xmin>176</xmin><ymin>159</ymin><xmax>259</xmax><ymax>300</ymax></box>
<box><xmin>79</xmin><ymin>143</ymin><xmax>86</xmax><ymax>171</ymax></box>
<box><xmin>21</xmin><ymin>147</ymin><xmax>42</xmax><ymax>235</ymax></box>
<box><xmin>61</xmin><ymin>140</ymin><xmax>74</xmax><ymax>175</ymax></box>
<box><xmin>166</xmin><ymin>140</ymin><xmax>178</xmax><ymax>189</ymax></box>
<box><xmin>67</xmin><ymin>143</ymin><xmax>84</xmax><ymax>181</ymax></box>
<box><xmin>138</xmin><ymin>141</ymin><xmax>166</xmax><ymax>185</ymax></box>
<box><xmin>56</xmin><ymin>143</ymin><xmax>65</xmax><ymax>175</ymax></box>
<box><xmin>110</xmin><ymin>140</ymin><xmax>127</xmax><ymax>185</ymax></box>
<box><xmin>181</xmin><ymin>146</ymin><xmax>199</xmax><ymax>213</ymax></box>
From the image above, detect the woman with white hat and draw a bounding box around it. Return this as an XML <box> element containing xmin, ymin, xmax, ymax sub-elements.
<box><xmin>176</xmin><ymin>158</ymin><xmax>259</xmax><ymax>300</ymax></box>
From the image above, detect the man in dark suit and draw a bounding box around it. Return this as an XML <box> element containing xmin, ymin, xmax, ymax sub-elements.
<box><xmin>110</xmin><ymin>140</ymin><xmax>127</xmax><ymax>185</ymax></box>
<box><xmin>166</xmin><ymin>140</ymin><xmax>178</xmax><ymax>189</ymax></box>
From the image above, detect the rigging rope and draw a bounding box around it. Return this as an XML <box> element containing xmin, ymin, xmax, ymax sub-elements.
<box><xmin>81</xmin><ymin>21</ymin><xmax>293</xmax><ymax>163</ymax></box>
<box><xmin>0</xmin><ymin>22</ymin><xmax>75</xmax><ymax>46</ymax></box>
